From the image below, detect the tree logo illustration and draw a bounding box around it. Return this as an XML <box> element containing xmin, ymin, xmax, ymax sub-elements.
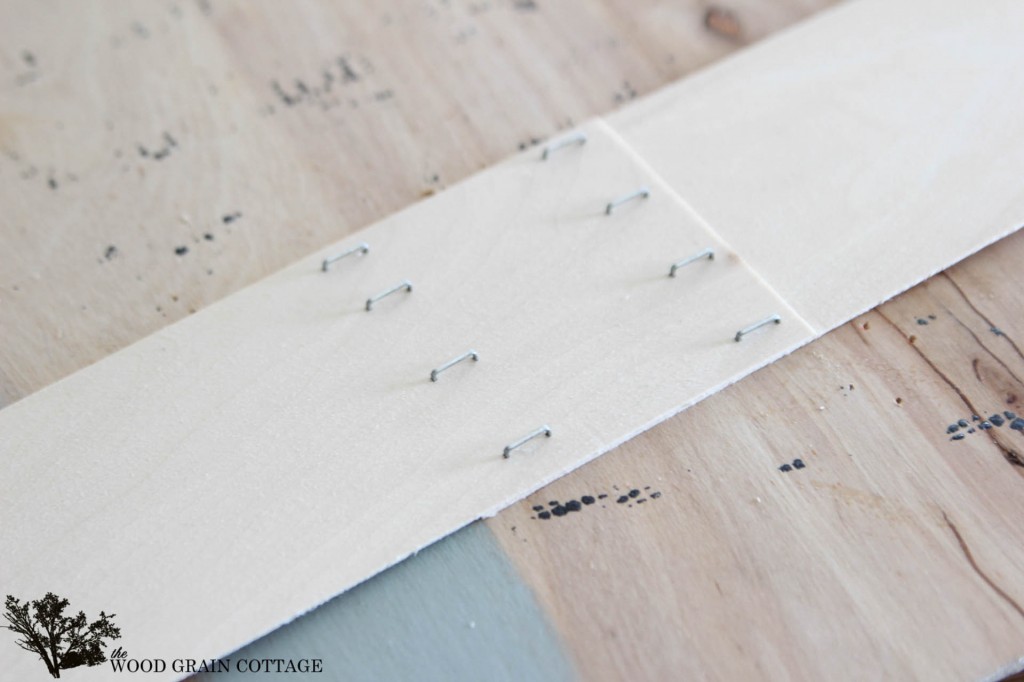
<box><xmin>3</xmin><ymin>593</ymin><xmax>120</xmax><ymax>678</ymax></box>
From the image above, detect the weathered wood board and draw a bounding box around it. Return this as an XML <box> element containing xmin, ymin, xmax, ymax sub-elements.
<box><xmin>491</xmin><ymin>229</ymin><xmax>1024</xmax><ymax>681</ymax></box>
<box><xmin>6</xmin><ymin>0</ymin><xmax>1024</xmax><ymax>681</ymax></box>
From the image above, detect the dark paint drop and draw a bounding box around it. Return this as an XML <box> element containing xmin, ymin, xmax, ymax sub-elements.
<box><xmin>174</xmin><ymin>246</ymin><xmax>188</xmax><ymax>256</ymax></box>
<box><xmin>581</xmin><ymin>496</ymin><xmax>595</xmax><ymax>505</ymax></box>
<box><xmin>792</xmin><ymin>459</ymin><xmax>806</xmax><ymax>469</ymax></box>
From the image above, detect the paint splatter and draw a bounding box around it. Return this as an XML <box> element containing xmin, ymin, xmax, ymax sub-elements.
<box><xmin>530</xmin><ymin>486</ymin><xmax>663</xmax><ymax>521</ymax></box>
<box><xmin>945</xmin><ymin>410</ymin><xmax>1024</xmax><ymax>441</ymax></box>
<box><xmin>779</xmin><ymin>458</ymin><xmax>807</xmax><ymax>473</ymax></box>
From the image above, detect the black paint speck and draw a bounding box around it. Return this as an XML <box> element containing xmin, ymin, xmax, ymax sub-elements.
<box><xmin>532</xmin><ymin>505</ymin><xmax>543</xmax><ymax>512</ymax></box>
<box><xmin>958</xmin><ymin>419</ymin><xmax>969</xmax><ymax>428</ymax></box>
<box><xmin>581</xmin><ymin>495</ymin><xmax>595</xmax><ymax>505</ymax></box>
<box><xmin>338</xmin><ymin>56</ymin><xmax>360</xmax><ymax>82</ymax></box>
<box><xmin>967</xmin><ymin>428</ymin><xmax>975</xmax><ymax>434</ymax></box>
<box><xmin>565</xmin><ymin>500</ymin><xmax>582</xmax><ymax>512</ymax></box>
<box><xmin>616</xmin><ymin>496</ymin><xmax>628</xmax><ymax>504</ymax></box>
<box><xmin>792</xmin><ymin>458</ymin><xmax>806</xmax><ymax>469</ymax></box>
<box><xmin>597</xmin><ymin>494</ymin><xmax>608</xmax><ymax>499</ymax></box>
<box><xmin>951</xmin><ymin>433</ymin><xmax>966</xmax><ymax>441</ymax></box>
<box><xmin>947</xmin><ymin>424</ymin><xmax>960</xmax><ymax>434</ymax></box>
<box><xmin>47</xmin><ymin>177</ymin><xmax>57</xmax><ymax>190</ymax></box>
<box><xmin>636</xmin><ymin>499</ymin><xmax>646</xmax><ymax>504</ymax></box>
<box><xmin>928</xmin><ymin>314</ymin><xmax>936</xmax><ymax>320</ymax></box>
<box><xmin>991</xmin><ymin>326</ymin><xmax>1005</xmax><ymax>337</ymax></box>
<box><xmin>916</xmin><ymin>318</ymin><xmax>928</xmax><ymax>325</ymax></box>
<box><xmin>174</xmin><ymin>246</ymin><xmax>189</xmax><ymax>256</ymax></box>
<box><xmin>203</xmin><ymin>233</ymin><xmax>214</xmax><ymax>241</ymax></box>
<box><xmin>779</xmin><ymin>464</ymin><xmax>793</xmax><ymax>472</ymax></box>
<box><xmin>980</xmin><ymin>422</ymin><xmax>992</xmax><ymax>430</ymax></box>
<box><xmin>628</xmin><ymin>489</ymin><xmax>640</xmax><ymax>498</ymax></box>
<box><xmin>991</xmin><ymin>414</ymin><xmax>1005</xmax><ymax>427</ymax></box>
<box><xmin>650</xmin><ymin>492</ymin><xmax>661</xmax><ymax>499</ymax></box>
<box><xmin>550</xmin><ymin>505</ymin><xmax>567</xmax><ymax>517</ymax></box>
<box><xmin>537</xmin><ymin>510</ymin><xmax>551</xmax><ymax>520</ymax></box>
<box><xmin>1005</xmin><ymin>411</ymin><xmax>1017</xmax><ymax>420</ymax></box>
<box><xmin>223</xmin><ymin>212</ymin><xmax>242</xmax><ymax>224</ymax></box>
<box><xmin>1011</xmin><ymin>418</ymin><xmax>1024</xmax><ymax>431</ymax></box>
<box><xmin>104</xmin><ymin>245</ymin><xmax>118</xmax><ymax>260</ymax></box>
<box><xmin>548</xmin><ymin>501</ymin><xmax>558</xmax><ymax>506</ymax></box>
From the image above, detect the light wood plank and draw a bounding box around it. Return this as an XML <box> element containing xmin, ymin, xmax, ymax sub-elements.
<box><xmin>609</xmin><ymin>0</ymin><xmax>1024</xmax><ymax>332</ymax></box>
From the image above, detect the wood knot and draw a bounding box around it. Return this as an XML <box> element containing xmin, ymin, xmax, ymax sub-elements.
<box><xmin>704</xmin><ymin>6</ymin><xmax>742</xmax><ymax>41</ymax></box>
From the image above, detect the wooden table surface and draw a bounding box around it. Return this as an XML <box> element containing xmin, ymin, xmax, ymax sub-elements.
<box><xmin>4</xmin><ymin>1</ymin><xmax>1023</xmax><ymax>680</ymax></box>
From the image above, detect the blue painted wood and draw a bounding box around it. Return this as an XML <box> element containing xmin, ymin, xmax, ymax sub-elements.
<box><xmin>198</xmin><ymin>522</ymin><xmax>575</xmax><ymax>682</ymax></box>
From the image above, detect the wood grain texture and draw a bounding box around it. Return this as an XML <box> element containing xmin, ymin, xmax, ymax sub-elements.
<box><xmin>0</xmin><ymin>0</ymin><xmax>838</xmax><ymax>407</ymax></box>
<box><xmin>19</xmin><ymin>2</ymin><xmax>1024</xmax><ymax>681</ymax></box>
<box><xmin>609</xmin><ymin>0</ymin><xmax>1024</xmax><ymax>332</ymax></box>
<box><xmin>491</xmin><ymin>230</ymin><xmax>1024</xmax><ymax>681</ymax></box>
